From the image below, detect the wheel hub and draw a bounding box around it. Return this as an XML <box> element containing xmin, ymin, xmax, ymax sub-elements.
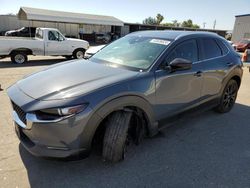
<box><xmin>76</xmin><ymin>51</ymin><xmax>84</xmax><ymax>59</ymax></box>
<box><xmin>15</xmin><ymin>54</ymin><xmax>25</xmax><ymax>64</ymax></box>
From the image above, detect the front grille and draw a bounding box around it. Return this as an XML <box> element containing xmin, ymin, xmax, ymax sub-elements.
<box><xmin>11</xmin><ymin>101</ymin><xmax>27</xmax><ymax>124</ymax></box>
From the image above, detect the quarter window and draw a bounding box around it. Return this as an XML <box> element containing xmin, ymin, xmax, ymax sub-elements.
<box><xmin>200</xmin><ymin>38</ymin><xmax>222</xmax><ymax>60</ymax></box>
<box><xmin>216</xmin><ymin>39</ymin><xmax>229</xmax><ymax>55</ymax></box>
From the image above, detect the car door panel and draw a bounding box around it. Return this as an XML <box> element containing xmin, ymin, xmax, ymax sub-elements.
<box><xmin>198</xmin><ymin>38</ymin><xmax>230</xmax><ymax>99</ymax></box>
<box><xmin>46</xmin><ymin>30</ymin><xmax>68</xmax><ymax>55</ymax></box>
<box><xmin>154</xmin><ymin>39</ymin><xmax>203</xmax><ymax>120</ymax></box>
<box><xmin>154</xmin><ymin>67</ymin><xmax>203</xmax><ymax>120</ymax></box>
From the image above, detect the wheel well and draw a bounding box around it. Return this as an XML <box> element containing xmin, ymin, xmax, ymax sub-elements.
<box><xmin>91</xmin><ymin>106</ymin><xmax>149</xmax><ymax>152</ymax></box>
<box><xmin>10</xmin><ymin>48</ymin><xmax>33</xmax><ymax>56</ymax></box>
<box><xmin>231</xmin><ymin>75</ymin><xmax>241</xmax><ymax>88</ymax></box>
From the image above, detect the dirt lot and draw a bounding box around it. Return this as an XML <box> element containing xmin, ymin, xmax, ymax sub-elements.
<box><xmin>1</xmin><ymin>56</ymin><xmax>250</xmax><ymax>188</ymax></box>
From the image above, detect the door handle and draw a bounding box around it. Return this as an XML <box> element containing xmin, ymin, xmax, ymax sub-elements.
<box><xmin>194</xmin><ymin>71</ymin><xmax>202</xmax><ymax>77</ymax></box>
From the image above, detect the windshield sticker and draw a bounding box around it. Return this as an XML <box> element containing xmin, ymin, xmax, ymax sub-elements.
<box><xmin>150</xmin><ymin>39</ymin><xmax>170</xmax><ymax>46</ymax></box>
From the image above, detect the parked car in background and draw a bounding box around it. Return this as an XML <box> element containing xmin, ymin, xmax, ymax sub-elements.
<box><xmin>5</xmin><ymin>27</ymin><xmax>37</xmax><ymax>37</ymax></box>
<box><xmin>84</xmin><ymin>45</ymin><xmax>106</xmax><ymax>59</ymax></box>
<box><xmin>0</xmin><ymin>27</ymin><xmax>89</xmax><ymax>64</ymax></box>
<box><xmin>95</xmin><ymin>33</ymin><xmax>111</xmax><ymax>44</ymax></box>
<box><xmin>7</xmin><ymin>31</ymin><xmax>242</xmax><ymax>163</ymax></box>
<box><xmin>235</xmin><ymin>39</ymin><xmax>250</xmax><ymax>52</ymax></box>
<box><xmin>0</xmin><ymin>30</ymin><xmax>8</xmax><ymax>36</ymax></box>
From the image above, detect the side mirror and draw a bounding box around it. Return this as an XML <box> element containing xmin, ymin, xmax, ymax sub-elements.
<box><xmin>168</xmin><ymin>58</ymin><xmax>192</xmax><ymax>72</ymax></box>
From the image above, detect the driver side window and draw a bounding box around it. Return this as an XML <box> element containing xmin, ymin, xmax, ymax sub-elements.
<box><xmin>48</xmin><ymin>31</ymin><xmax>64</xmax><ymax>41</ymax></box>
<box><xmin>163</xmin><ymin>39</ymin><xmax>198</xmax><ymax>65</ymax></box>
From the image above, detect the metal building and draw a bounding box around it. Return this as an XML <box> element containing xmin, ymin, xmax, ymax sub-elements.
<box><xmin>232</xmin><ymin>14</ymin><xmax>250</xmax><ymax>43</ymax></box>
<box><xmin>0</xmin><ymin>7</ymin><xmax>124</xmax><ymax>38</ymax></box>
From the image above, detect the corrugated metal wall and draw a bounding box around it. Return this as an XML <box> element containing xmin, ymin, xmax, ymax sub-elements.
<box><xmin>232</xmin><ymin>16</ymin><xmax>250</xmax><ymax>43</ymax></box>
<box><xmin>0</xmin><ymin>15</ymin><xmax>79</xmax><ymax>37</ymax></box>
<box><xmin>0</xmin><ymin>15</ymin><xmax>112</xmax><ymax>38</ymax></box>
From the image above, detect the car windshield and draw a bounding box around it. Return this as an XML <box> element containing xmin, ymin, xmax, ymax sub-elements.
<box><xmin>90</xmin><ymin>35</ymin><xmax>171</xmax><ymax>71</ymax></box>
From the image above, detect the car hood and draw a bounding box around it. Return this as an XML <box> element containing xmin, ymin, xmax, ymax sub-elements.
<box><xmin>66</xmin><ymin>38</ymin><xmax>85</xmax><ymax>42</ymax></box>
<box><xmin>16</xmin><ymin>60</ymin><xmax>138</xmax><ymax>101</ymax></box>
<box><xmin>6</xmin><ymin>30</ymin><xmax>16</xmax><ymax>34</ymax></box>
<box><xmin>86</xmin><ymin>45</ymin><xmax>106</xmax><ymax>54</ymax></box>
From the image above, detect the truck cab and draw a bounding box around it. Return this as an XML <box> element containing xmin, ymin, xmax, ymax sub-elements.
<box><xmin>36</xmin><ymin>28</ymin><xmax>89</xmax><ymax>57</ymax></box>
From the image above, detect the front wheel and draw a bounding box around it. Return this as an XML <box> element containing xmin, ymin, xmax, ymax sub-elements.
<box><xmin>215</xmin><ymin>79</ymin><xmax>238</xmax><ymax>113</ymax></box>
<box><xmin>102</xmin><ymin>111</ymin><xmax>133</xmax><ymax>163</ymax></box>
<box><xmin>11</xmin><ymin>52</ymin><xmax>27</xmax><ymax>64</ymax></box>
<box><xmin>73</xmin><ymin>49</ymin><xmax>85</xmax><ymax>59</ymax></box>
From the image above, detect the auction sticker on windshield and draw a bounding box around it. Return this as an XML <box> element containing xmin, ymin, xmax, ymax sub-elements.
<box><xmin>150</xmin><ymin>39</ymin><xmax>170</xmax><ymax>46</ymax></box>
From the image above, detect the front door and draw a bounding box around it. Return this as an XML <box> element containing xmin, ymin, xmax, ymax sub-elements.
<box><xmin>46</xmin><ymin>30</ymin><xmax>68</xmax><ymax>56</ymax></box>
<box><xmin>154</xmin><ymin>39</ymin><xmax>203</xmax><ymax>120</ymax></box>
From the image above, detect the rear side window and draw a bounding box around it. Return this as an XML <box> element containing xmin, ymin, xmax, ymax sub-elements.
<box><xmin>200</xmin><ymin>38</ymin><xmax>222</xmax><ymax>60</ymax></box>
<box><xmin>164</xmin><ymin>39</ymin><xmax>198</xmax><ymax>64</ymax></box>
<box><xmin>216</xmin><ymin>39</ymin><xmax>229</xmax><ymax>55</ymax></box>
<box><xmin>35</xmin><ymin>29</ymin><xmax>43</xmax><ymax>39</ymax></box>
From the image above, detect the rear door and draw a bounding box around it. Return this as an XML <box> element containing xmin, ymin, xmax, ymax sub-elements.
<box><xmin>45</xmin><ymin>30</ymin><xmax>69</xmax><ymax>55</ymax></box>
<box><xmin>154</xmin><ymin>39</ymin><xmax>203</xmax><ymax>120</ymax></box>
<box><xmin>197</xmin><ymin>37</ymin><xmax>231</xmax><ymax>99</ymax></box>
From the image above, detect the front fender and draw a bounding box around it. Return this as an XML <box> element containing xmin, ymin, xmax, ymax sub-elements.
<box><xmin>79</xmin><ymin>95</ymin><xmax>158</xmax><ymax>151</ymax></box>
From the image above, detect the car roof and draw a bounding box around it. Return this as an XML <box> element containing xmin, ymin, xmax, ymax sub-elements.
<box><xmin>128</xmin><ymin>30</ymin><xmax>219</xmax><ymax>41</ymax></box>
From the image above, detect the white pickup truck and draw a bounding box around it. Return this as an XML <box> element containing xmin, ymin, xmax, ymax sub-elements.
<box><xmin>0</xmin><ymin>28</ymin><xmax>89</xmax><ymax>64</ymax></box>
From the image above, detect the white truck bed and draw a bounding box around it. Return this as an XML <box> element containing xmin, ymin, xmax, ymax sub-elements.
<box><xmin>0</xmin><ymin>37</ymin><xmax>44</xmax><ymax>56</ymax></box>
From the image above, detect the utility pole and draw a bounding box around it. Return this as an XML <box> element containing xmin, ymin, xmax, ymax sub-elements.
<box><xmin>213</xmin><ymin>20</ymin><xmax>217</xmax><ymax>29</ymax></box>
<box><xmin>203</xmin><ymin>22</ymin><xmax>206</xmax><ymax>29</ymax></box>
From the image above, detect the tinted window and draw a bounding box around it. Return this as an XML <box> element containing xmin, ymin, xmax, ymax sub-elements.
<box><xmin>201</xmin><ymin>38</ymin><xmax>222</xmax><ymax>60</ymax></box>
<box><xmin>216</xmin><ymin>39</ymin><xmax>229</xmax><ymax>55</ymax></box>
<box><xmin>164</xmin><ymin>39</ymin><xmax>198</xmax><ymax>64</ymax></box>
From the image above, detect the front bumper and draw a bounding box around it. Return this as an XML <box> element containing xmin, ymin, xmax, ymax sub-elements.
<box><xmin>12</xmin><ymin>107</ymin><xmax>93</xmax><ymax>158</ymax></box>
<box><xmin>7</xmin><ymin>83</ymin><xmax>103</xmax><ymax>159</ymax></box>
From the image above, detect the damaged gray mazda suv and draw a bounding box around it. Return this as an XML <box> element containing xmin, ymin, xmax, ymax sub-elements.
<box><xmin>7</xmin><ymin>31</ymin><xmax>243</xmax><ymax>162</ymax></box>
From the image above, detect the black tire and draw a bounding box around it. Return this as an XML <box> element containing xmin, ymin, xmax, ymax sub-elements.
<box><xmin>64</xmin><ymin>55</ymin><xmax>72</xmax><ymax>60</ymax></box>
<box><xmin>102</xmin><ymin>111</ymin><xmax>132</xmax><ymax>162</ymax></box>
<box><xmin>73</xmin><ymin>49</ymin><xmax>85</xmax><ymax>59</ymax></box>
<box><xmin>215</xmin><ymin>79</ymin><xmax>238</xmax><ymax>113</ymax></box>
<box><xmin>11</xmin><ymin>52</ymin><xmax>27</xmax><ymax>64</ymax></box>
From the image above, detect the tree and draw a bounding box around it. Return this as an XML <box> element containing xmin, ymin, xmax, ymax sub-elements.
<box><xmin>162</xmin><ymin>20</ymin><xmax>181</xmax><ymax>27</ymax></box>
<box><xmin>156</xmin><ymin>14</ymin><xmax>164</xmax><ymax>25</ymax></box>
<box><xmin>142</xmin><ymin>13</ymin><xmax>164</xmax><ymax>25</ymax></box>
<box><xmin>172</xmin><ymin>20</ymin><xmax>181</xmax><ymax>27</ymax></box>
<box><xmin>142</xmin><ymin>17</ymin><xmax>157</xmax><ymax>25</ymax></box>
<box><xmin>181</xmin><ymin>19</ymin><xmax>200</xmax><ymax>29</ymax></box>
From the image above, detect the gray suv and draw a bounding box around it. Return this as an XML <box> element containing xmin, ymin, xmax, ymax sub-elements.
<box><xmin>7</xmin><ymin>31</ymin><xmax>243</xmax><ymax>162</ymax></box>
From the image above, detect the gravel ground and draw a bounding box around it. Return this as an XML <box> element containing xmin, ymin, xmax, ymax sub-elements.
<box><xmin>0</xmin><ymin>56</ymin><xmax>250</xmax><ymax>188</ymax></box>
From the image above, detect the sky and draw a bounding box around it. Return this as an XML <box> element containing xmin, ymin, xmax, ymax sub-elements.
<box><xmin>1</xmin><ymin>0</ymin><xmax>250</xmax><ymax>30</ymax></box>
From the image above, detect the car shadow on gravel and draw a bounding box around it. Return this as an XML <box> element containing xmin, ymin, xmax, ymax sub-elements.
<box><xmin>0</xmin><ymin>58</ymin><xmax>65</xmax><ymax>68</ymax></box>
<box><xmin>19</xmin><ymin>103</ymin><xmax>250</xmax><ymax>188</ymax></box>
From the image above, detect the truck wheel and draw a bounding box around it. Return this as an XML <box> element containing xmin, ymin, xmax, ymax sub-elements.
<box><xmin>102</xmin><ymin>111</ymin><xmax>133</xmax><ymax>163</ymax></box>
<box><xmin>73</xmin><ymin>49</ymin><xmax>85</xmax><ymax>59</ymax></box>
<box><xmin>11</xmin><ymin>52</ymin><xmax>27</xmax><ymax>64</ymax></box>
<box><xmin>214</xmin><ymin>79</ymin><xmax>238</xmax><ymax>113</ymax></box>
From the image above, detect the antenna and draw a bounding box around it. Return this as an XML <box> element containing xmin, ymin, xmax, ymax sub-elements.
<box><xmin>213</xmin><ymin>20</ymin><xmax>217</xmax><ymax>29</ymax></box>
<box><xmin>203</xmin><ymin>22</ymin><xmax>206</xmax><ymax>29</ymax></box>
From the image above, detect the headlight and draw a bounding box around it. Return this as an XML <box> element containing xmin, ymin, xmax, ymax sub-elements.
<box><xmin>40</xmin><ymin>104</ymin><xmax>88</xmax><ymax>116</ymax></box>
<box><xmin>36</xmin><ymin>104</ymin><xmax>88</xmax><ymax>121</ymax></box>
